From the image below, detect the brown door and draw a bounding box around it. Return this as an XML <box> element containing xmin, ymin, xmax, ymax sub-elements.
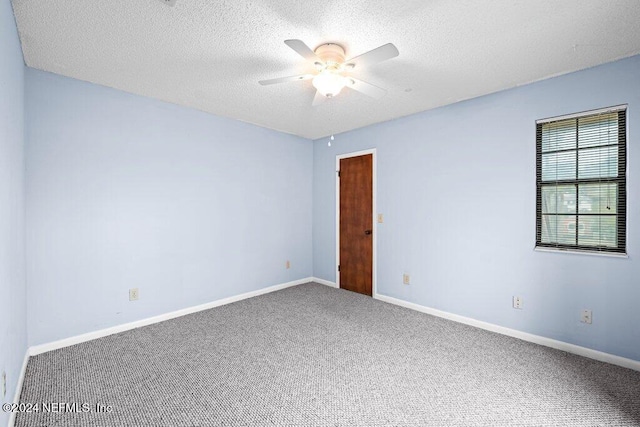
<box><xmin>339</xmin><ymin>154</ymin><xmax>373</xmax><ymax>296</ymax></box>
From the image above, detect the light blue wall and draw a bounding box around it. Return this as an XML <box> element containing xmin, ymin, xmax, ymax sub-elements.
<box><xmin>313</xmin><ymin>55</ymin><xmax>640</xmax><ymax>362</ymax></box>
<box><xmin>25</xmin><ymin>69</ymin><xmax>313</xmax><ymax>346</ymax></box>
<box><xmin>0</xmin><ymin>0</ymin><xmax>26</xmax><ymax>423</ymax></box>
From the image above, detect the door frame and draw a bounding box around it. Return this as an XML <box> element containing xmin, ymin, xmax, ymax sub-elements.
<box><xmin>335</xmin><ymin>148</ymin><xmax>377</xmax><ymax>298</ymax></box>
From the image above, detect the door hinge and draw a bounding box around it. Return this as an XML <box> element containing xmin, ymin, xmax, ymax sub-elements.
<box><xmin>338</xmin><ymin>265</ymin><xmax>341</xmax><ymax>272</ymax></box>
<box><xmin>337</xmin><ymin>170</ymin><xmax>341</xmax><ymax>177</ymax></box>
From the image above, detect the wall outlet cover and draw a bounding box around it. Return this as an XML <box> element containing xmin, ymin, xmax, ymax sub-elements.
<box><xmin>581</xmin><ymin>309</ymin><xmax>592</xmax><ymax>324</ymax></box>
<box><xmin>403</xmin><ymin>274</ymin><xmax>410</xmax><ymax>285</ymax></box>
<box><xmin>513</xmin><ymin>296</ymin><xmax>523</xmax><ymax>309</ymax></box>
<box><xmin>129</xmin><ymin>288</ymin><xmax>139</xmax><ymax>301</ymax></box>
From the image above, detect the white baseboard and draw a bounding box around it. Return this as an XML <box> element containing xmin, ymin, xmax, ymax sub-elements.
<box><xmin>375</xmin><ymin>293</ymin><xmax>640</xmax><ymax>372</ymax></box>
<box><xmin>311</xmin><ymin>277</ymin><xmax>338</xmax><ymax>288</ymax></box>
<box><xmin>8</xmin><ymin>350</ymin><xmax>30</xmax><ymax>427</ymax></box>
<box><xmin>29</xmin><ymin>277</ymin><xmax>314</xmax><ymax>356</ymax></box>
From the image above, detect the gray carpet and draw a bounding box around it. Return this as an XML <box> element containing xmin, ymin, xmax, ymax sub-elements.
<box><xmin>16</xmin><ymin>283</ymin><xmax>640</xmax><ymax>426</ymax></box>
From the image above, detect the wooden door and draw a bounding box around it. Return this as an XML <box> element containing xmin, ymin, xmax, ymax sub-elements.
<box><xmin>339</xmin><ymin>154</ymin><xmax>373</xmax><ymax>296</ymax></box>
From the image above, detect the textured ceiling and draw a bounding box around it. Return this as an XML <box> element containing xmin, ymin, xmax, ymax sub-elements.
<box><xmin>11</xmin><ymin>0</ymin><xmax>640</xmax><ymax>140</ymax></box>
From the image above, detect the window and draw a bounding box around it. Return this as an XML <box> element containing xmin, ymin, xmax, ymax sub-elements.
<box><xmin>536</xmin><ymin>106</ymin><xmax>626</xmax><ymax>254</ymax></box>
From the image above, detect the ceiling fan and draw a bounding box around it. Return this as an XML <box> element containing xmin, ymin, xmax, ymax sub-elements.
<box><xmin>259</xmin><ymin>39</ymin><xmax>399</xmax><ymax>106</ymax></box>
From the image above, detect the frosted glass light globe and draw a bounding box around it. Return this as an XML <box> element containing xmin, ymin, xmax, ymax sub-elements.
<box><xmin>312</xmin><ymin>71</ymin><xmax>346</xmax><ymax>97</ymax></box>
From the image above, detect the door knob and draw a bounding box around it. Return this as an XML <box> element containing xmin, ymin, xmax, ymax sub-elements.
<box><xmin>364</xmin><ymin>230</ymin><xmax>372</xmax><ymax>235</ymax></box>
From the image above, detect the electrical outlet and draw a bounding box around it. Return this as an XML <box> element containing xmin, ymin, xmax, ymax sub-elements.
<box><xmin>129</xmin><ymin>288</ymin><xmax>139</xmax><ymax>301</ymax></box>
<box><xmin>581</xmin><ymin>309</ymin><xmax>592</xmax><ymax>324</ymax></box>
<box><xmin>403</xmin><ymin>273</ymin><xmax>410</xmax><ymax>285</ymax></box>
<box><xmin>285</xmin><ymin>260</ymin><xmax>290</xmax><ymax>269</ymax></box>
<box><xmin>2</xmin><ymin>370</ymin><xmax>6</xmax><ymax>398</ymax></box>
<box><xmin>513</xmin><ymin>296</ymin><xmax>523</xmax><ymax>309</ymax></box>
<box><xmin>377</xmin><ymin>213</ymin><xmax>384</xmax><ymax>223</ymax></box>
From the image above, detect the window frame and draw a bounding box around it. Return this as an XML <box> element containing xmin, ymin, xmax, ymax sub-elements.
<box><xmin>535</xmin><ymin>106</ymin><xmax>627</xmax><ymax>255</ymax></box>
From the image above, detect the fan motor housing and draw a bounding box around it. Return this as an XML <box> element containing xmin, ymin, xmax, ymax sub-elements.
<box><xmin>314</xmin><ymin>43</ymin><xmax>345</xmax><ymax>65</ymax></box>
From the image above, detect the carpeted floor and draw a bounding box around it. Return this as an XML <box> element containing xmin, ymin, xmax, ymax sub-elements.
<box><xmin>15</xmin><ymin>283</ymin><xmax>640</xmax><ymax>426</ymax></box>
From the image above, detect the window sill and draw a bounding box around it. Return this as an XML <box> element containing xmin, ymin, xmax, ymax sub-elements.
<box><xmin>534</xmin><ymin>247</ymin><xmax>628</xmax><ymax>259</ymax></box>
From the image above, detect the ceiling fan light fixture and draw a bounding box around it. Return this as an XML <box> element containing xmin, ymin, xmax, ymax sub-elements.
<box><xmin>312</xmin><ymin>70</ymin><xmax>346</xmax><ymax>98</ymax></box>
<box><xmin>259</xmin><ymin>39</ymin><xmax>399</xmax><ymax>105</ymax></box>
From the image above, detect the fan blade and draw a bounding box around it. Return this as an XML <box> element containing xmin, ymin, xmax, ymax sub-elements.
<box><xmin>345</xmin><ymin>77</ymin><xmax>387</xmax><ymax>99</ymax></box>
<box><xmin>258</xmin><ymin>74</ymin><xmax>314</xmax><ymax>86</ymax></box>
<box><xmin>284</xmin><ymin>39</ymin><xmax>323</xmax><ymax>65</ymax></box>
<box><xmin>344</xmin><ymin>43</ymin><xmax>399</xmax><ymax>70</ymax></box>
<box><xmin>312</xmin><ymin>90</ymin><xmax>327</xmax><ymax>107</ymax></box>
